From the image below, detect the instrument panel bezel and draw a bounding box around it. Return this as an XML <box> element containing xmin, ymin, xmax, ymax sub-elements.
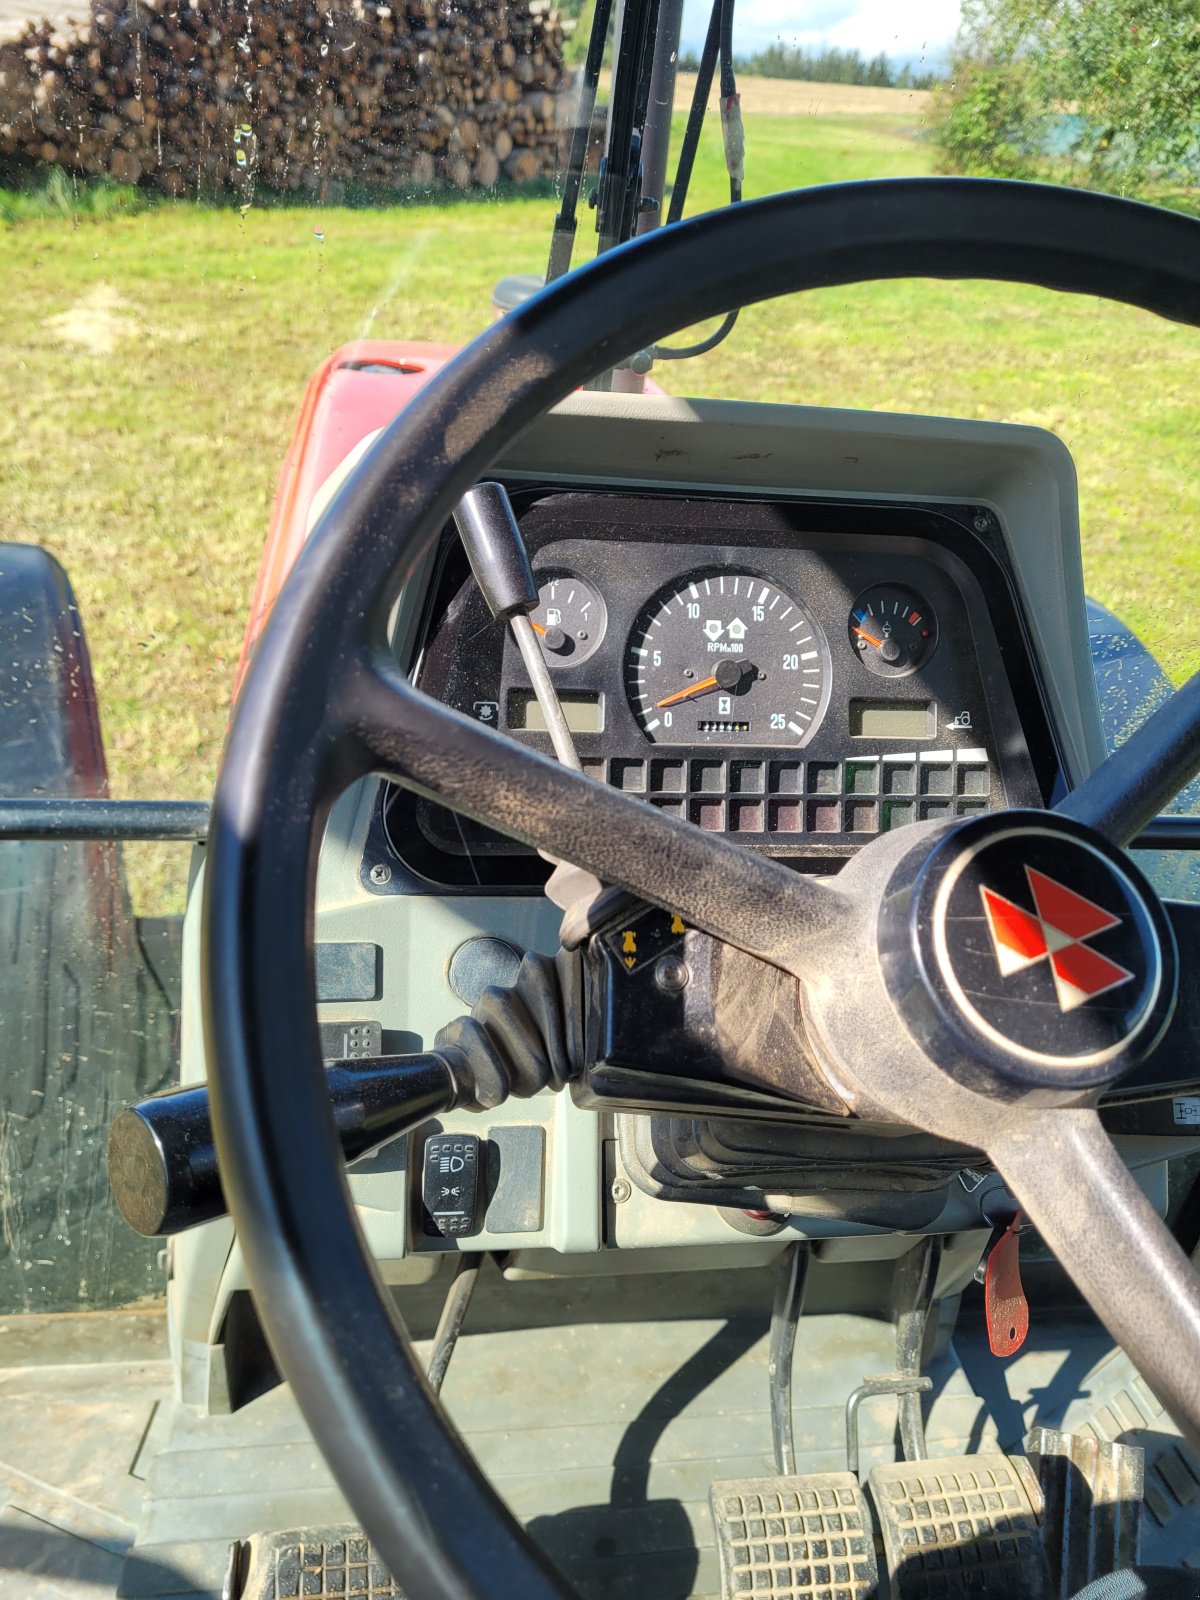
<box><xmin>368</xmin><ymin>484</ymin><xmax>1064</xmax><ymax>894</ymax></box>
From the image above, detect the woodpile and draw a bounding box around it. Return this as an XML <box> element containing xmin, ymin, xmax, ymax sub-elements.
<box><xmin>0</xmin><ymin>0</ymin><xmax>566</xmax><ymax>195</ymax></box>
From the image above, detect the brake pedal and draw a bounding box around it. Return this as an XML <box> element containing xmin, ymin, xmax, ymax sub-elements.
<box><xmin>224</xmin><ymin>1526</ymin><xmax>404</xmax><ymax>1599</ymax></box>
<box><xmin>868</xmin><ymin>1455</ymin><xmax>1049</xmax><ymax>1599</ymax></box>
<box><xmin>709</xmin><ymin>1473</ymin><xmax>879</xmax><ymax>1600</ymax></box>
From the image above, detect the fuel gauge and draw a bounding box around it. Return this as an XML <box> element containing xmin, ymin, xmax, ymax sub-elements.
<box><xmin>849</xmin><ymin>584</ymin><xmax>937</xmax><ymax>678</ymax></box>
<box><xmin>530</xmin><ymin>573</ymin><xmax>606</xmax><ymax>667</ymax></box>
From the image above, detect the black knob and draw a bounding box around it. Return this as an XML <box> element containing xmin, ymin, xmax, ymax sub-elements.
<box><xmin>108</xmin><ymin>1054</ymin><xmax>458</xmax><ymax>1238</ymax></box>
<box><xmin>109</xmin><ymin>1086</ymin><xmax>222</xmax><ymax>1238</ymax></box>
<box><xmin>454</xmin><ymin>482</ymin><xmax>538</xmax><ymax>622</ymax></box>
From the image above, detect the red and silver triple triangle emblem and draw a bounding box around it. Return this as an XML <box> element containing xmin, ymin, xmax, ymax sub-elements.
<box><xmin>980</xmin><ymin>867</ymin><xmax>1133</xmax><ymax>1014</ymax></box>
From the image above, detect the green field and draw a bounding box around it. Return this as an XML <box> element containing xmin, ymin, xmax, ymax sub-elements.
<box><xmin>2</xmin><ymin>108</ymin><xmax>1198</xmax><ymax>901</ymax></box>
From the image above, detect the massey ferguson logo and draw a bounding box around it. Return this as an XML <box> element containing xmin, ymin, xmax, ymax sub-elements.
<box><xmin>980</xmin><ymin>867</ymin><xmax>1134</xmax><ymax>1014</ymax></box>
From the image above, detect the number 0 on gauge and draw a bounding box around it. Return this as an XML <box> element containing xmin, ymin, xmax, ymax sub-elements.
<box><xmin>625</xmin><ymin>570</ymin><xmax>831</xmax><ymax>746</ymax></box>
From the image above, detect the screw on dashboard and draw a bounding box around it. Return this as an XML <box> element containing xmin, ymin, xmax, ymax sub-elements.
<box><xmin>654</xmin><ymin>955</ymin><xmax>690</xmax><ymax>993</ymax></box>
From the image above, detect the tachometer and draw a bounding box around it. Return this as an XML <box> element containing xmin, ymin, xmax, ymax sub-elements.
<box><xmin>626</xmin><ymin>571</ymin><xmax>830</xmax><ymax>746</ymax></box>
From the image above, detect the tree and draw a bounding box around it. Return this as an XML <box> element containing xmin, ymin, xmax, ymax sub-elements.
<box><xmin>933</xmin><ymin>0</ymin><xmax>1200</xmax><ymax>194</ymax></box>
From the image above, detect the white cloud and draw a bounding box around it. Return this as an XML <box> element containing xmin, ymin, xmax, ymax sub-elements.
<box><xmin>681</xmin><ymin>0</ymin><xmax>962</xmax><ymax>68</ymax></box>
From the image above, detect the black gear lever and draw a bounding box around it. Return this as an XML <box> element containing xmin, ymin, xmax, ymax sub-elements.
<box><xmin>454</xmin><ymin>482</ymin><xmax>581</xmax><ymax>772</ymax></box>
<box><xmin>454</xmin><ymin>482</ymin><xmax>608</xmax><ymax>924</ymax></box>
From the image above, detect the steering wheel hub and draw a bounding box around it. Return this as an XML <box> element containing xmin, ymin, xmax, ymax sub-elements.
<box><xmin>879</xmin><ymin>810</ymin><xmax>1176</xmax><ymax>1096</ymax></box>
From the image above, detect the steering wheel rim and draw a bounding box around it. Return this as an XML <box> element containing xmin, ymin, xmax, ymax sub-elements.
<box><xmin>205</xmin><ymin>179</ymin><xmax>1200</xmax><ymax>1600</ymax></box>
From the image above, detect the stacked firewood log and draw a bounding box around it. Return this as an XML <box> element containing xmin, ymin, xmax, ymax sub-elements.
<box><xmin>0</xmin><ymin>0</ymin><xmax>565</xmax><ymax>195</ymax></box>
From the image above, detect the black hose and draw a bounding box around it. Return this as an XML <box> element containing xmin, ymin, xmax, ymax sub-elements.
<box><xmin>718</xmin><ymin>0</ymin><xmax>736</xmax><ymax>101</ymax></box>
<box><xmin>664</xmin><ymin>0</ymin><xmax>721</xmax><ymax>227</ymax></box>
<box><xmin>653</xmin><ymin>0</ymin><xmax>741</xmax><ymax>361</ymax></box>
<box><xmin>653</xmin><ymin>310</ymin><xmax>739</xmax><ymax>360</ymax></box>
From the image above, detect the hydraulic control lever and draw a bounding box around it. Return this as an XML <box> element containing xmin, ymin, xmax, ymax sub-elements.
<box><xmin>454</xmin><ymin>482</ymin><xmax>608</xmax><ymax>925</ymax></box>
<box><xmin>454</xmin><ymin>481</ymin><xmax>580</xmax><ymax>771</ymax></box>
<box><xmin>107</xmin><ymin>1053</ymin><xmax>456</xmax><ymax>1238</ymax></box>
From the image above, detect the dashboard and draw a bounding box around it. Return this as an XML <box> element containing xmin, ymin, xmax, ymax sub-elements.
<box><xmin>174</xmin><ymin>398</ymin><xmax>1200</xmax><ymax>1380</ymax></box>
<box><xmin>372</xmin><ymin>485</ymin><xmax>1060</xmax><ymax>891</ymax></box>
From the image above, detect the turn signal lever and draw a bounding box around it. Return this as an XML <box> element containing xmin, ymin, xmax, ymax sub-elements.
<box><xmin>107</xmin><ymin>1053</ymin><xmax>456</xmax><ymax>1238</ymax></box>
<box><xmin>108</xmin><ymin>949</ymin><xmax>585</xmax><ymax>1238</ymax></box>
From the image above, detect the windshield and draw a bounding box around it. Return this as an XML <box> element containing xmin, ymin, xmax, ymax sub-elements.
<box><xmin>1</xmin><ymin>0</ymin><xmax>1194</xmax><ymax>825</ymax></box>
<box><xmin>0</xmin><ymin>0</ymin><xmax>1197</xmax><ymax>1310</ymax></box>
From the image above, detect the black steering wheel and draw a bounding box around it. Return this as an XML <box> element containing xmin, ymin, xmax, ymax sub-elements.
<box><xmin>204</xmin><ymin>179</ymin><xmax>1200</xmax><ymax>1600</ymax></box>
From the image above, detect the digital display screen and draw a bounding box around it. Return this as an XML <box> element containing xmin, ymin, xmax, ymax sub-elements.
<box><xmin>850</xmin><ymin>699</ymin><xmax>935</xmax><ymax>739</ymax></box>
<box><xmin>508</xmin><ymin>690</ymin><xmax>604</xmax><ymax>734</ymax></box>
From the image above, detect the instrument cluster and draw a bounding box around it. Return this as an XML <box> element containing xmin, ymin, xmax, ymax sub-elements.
<box><xmin>392</xmin><ymin>488</ymin><xmax>1054</xmax><ymax>885</ymax></box>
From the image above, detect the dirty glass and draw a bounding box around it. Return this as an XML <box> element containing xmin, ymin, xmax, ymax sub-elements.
<box><xmin>0</xmin><ymin>839</ymin><xmax>190</xmax><ymax>1313</ymax></box>
<box><xmin>0</xmin><ymin>0</ymin><xmax>1196</xmax><ymax>1320</ymax></box>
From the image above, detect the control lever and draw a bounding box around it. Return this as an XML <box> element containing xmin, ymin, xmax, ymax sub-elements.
<box><xmin>107</xmin><ymin>1053</ymin><xmax>456</xmax><ymax>1238</ymax></box>
<box><xmin>454</xmin><ymin>482</ymin><xmax>605</xmax><ymax>920</ymax></box>
<box><xmin>454</xmin><ymin>482</ymin><xmax>580</xmax><ymax>771</ymax></box>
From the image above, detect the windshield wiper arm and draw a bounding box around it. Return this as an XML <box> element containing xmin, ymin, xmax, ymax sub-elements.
<box><xmin>546</xmin><ymin>0</ymin><xmax>615</xmax><ymax>284</ymax></box>
<box><xmin>594</xmin><ymin>0</ymin><xmax>663</xmax><ymax>259</ymax></box>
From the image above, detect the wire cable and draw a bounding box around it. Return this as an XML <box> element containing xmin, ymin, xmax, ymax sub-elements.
<box><xmin>652</xmin><ymin>0</ymin><xmax>742</xmax><ymax>362</ymax></box>
<box><xmin>664</xmin><ymin>0</ymin><xmax>720</xmax><ymax>227</ymax></box>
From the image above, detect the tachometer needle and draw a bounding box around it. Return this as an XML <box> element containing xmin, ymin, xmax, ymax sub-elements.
<box><xmin>853</xmin><ymin>624</ymin><xmax>883</xmax><ymax>648</ymax></box>
<box><xmin>656</xmin><ymin>674</ymin><xmax>720</xmax><ymax>708</ymax></box>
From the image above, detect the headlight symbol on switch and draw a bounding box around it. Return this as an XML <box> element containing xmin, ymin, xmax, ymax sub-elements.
<box><xmin>421</xmin><ymin>1134</ymin><xmax>481</xmax><ymax>1237</ymax></box>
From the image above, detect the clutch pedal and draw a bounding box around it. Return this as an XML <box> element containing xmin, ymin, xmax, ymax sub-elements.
<box><xmin>709</xmin><ymin>1474</ymin><xmax>879</xmax><ymax>1600</ymax></box>
<box><xmin>868</xmin><ymin>1454</ymin><xmax>1050</xmax><ymax>1599</ymax></box>
<box><xmin>223</xmin><ymin>1526</ymin><xmax>404</xmax><ymax>1599</ymax></box>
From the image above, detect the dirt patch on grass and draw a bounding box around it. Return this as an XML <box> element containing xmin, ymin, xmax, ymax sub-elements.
<box><xmin>45</xmin><ymin>283</ymin><xmax>138</xmax><ymax>355</ymax></box>
<box><xmin>675</xmin><ymin>74</ymin><xmax>932</xmax><ymax>117</ymax></box>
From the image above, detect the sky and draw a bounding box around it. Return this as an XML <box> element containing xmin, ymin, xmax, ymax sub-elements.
<box><xmin>679</xmin><ymin>0</ymin><xmax>963</xmax><ymax>70</ymax></box>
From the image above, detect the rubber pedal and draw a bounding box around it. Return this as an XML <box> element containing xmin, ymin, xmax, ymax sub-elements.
<box><xmin>868</xmin><ymin>1455</ymin><xmax>1050</xmax><ymax>1599</ymax></box>
<box><xmin>708</xmin><ymin>1472</ymin><xmax>879</xmax><ymax>1600</ymax></box>
<box><xmin>226</xmin><ymin>1526</ymin><xmax>404</xmax><ymax>1599</ymax></box>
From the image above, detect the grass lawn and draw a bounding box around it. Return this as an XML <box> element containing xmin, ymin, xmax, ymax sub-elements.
<box><xmin>1</xmin><ymin>105</ymin><xmax>1198</xmax><ymax>911</ymax></box>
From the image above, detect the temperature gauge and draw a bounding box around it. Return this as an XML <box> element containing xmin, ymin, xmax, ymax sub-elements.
<box><xmin>530</xmin><ymin>573</ymin><xmax>606</xmax><ymax>667</ymax></box>
<box><xmin>848</xmin><ymin>584</ymin><xmax>937</xmax><ymax>678</ymax></box>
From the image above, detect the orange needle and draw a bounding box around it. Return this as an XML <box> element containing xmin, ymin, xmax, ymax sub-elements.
<box><xmin>529</xmin><ymin>619</ymin><xmax>547</xmax><ymax>636</ymax></box>
<box><xmin>656</xmin><ymin>674</ymin><xmax>719</xmax><ymax>708</ymax></box>
<box><xmin>853</xmin><ymin>624</ymin><xmax>884</xmax><ymax>648</ymax></box>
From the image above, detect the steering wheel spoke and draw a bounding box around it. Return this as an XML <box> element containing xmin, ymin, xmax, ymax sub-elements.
<box><xmin>1057</xmin><ymin>666</ymin><xmax>1200</xmax><ymax>845</ymax></box>
<box><xmin>985</xmin><ymin>1107</ymin><xmax>1200</xmax><ymax>1453</ymax></box>
<box><xmin>351</xmin><ymin>657</ymin><xmax>849</xmax><ymax>974</ymax></box>
<box><xmin>1109</xmin><ymin>897</ymin><xmax>1200</xmax><ymax>1094</ymax></box>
